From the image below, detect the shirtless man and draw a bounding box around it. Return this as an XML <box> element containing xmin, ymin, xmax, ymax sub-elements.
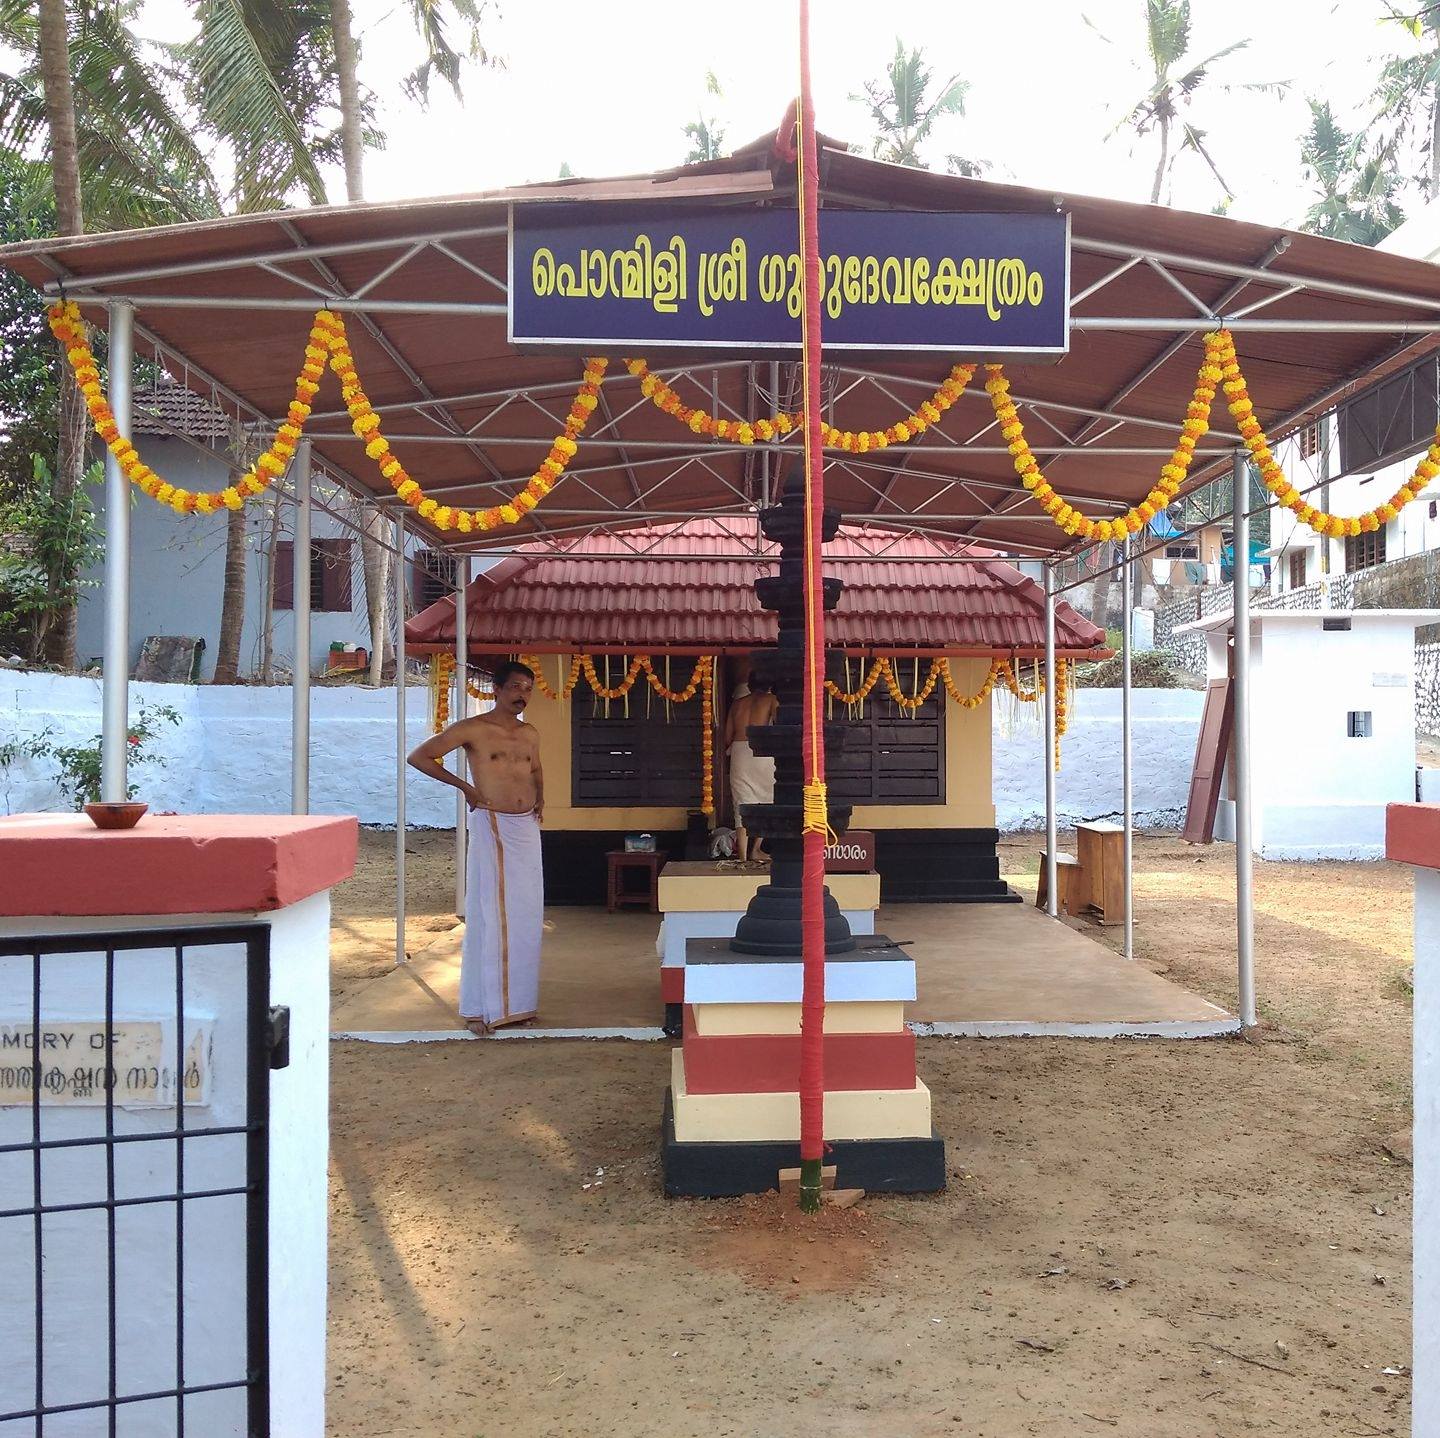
<box><xmin>724</xmin><ymin>679</ymin><xmax>778</xmax><ymax>863</ymax></box>
<box><xmin>408</xmin><ymin>661</ymin><xmax>545</xmax><ymax>1033</ymax></box>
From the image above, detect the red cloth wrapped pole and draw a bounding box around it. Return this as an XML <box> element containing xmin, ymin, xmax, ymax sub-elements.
<box><xmin>795</xmin><ymin>0</ymin><xmax>828</xmax><ymax>1209</ymax></box>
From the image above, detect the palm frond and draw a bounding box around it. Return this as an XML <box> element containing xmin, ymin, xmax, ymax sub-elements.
<box><xmin>179</xmin><ymin>0</ymin><xmax>328</xmax><ymax>208</ymax></box>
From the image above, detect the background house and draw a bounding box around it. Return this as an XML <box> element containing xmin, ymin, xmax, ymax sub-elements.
<box><xmin>71</xmin><ymin>380</ymin><xmax>458</xmax><ymax>682</ymax></box>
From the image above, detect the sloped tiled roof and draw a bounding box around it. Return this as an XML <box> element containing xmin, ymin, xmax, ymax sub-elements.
<box><xmin>130</xmin><ymin>380</ymin><xmax>234</xmax><ymax>440</ymax></box>
<box><xmin>405</xmin><ymin>518</ymin><xmax>1106</xmax><ymax>657</ymax></box>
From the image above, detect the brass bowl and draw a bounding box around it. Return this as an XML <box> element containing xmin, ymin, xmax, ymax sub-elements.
<box><xmin>83</xmin><ymin>802</ymin><xmax>148</xmax><ymax>831</ymax></box>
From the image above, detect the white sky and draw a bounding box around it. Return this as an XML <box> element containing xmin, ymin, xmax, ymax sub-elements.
<box><xmin>125</xmin><ymin>0</ymin><xmax>1418</xmax><ymax>228</ymax></box>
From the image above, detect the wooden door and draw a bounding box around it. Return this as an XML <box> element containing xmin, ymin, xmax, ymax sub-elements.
<box><xmin>1182</xmin><ymin>676</ymin><xmax>1234</xmax><ymax>845</ymax></box>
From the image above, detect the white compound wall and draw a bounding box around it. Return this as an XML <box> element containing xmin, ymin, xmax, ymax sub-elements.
<box><xmin>3</xmin><ymin>670</ymin><xmax>1203</xmax><ymax>833</ymax></box>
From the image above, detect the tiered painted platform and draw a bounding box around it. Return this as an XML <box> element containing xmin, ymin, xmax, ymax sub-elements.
<box><xmin>662</xmin><ymin>936</ymin><xmax>945</xmax><ymax>1197</ymax></box>
<box><xmin>656</xmin><ymin>861</ymin><xmax>880</xmax><ymax>1026</ymax></box>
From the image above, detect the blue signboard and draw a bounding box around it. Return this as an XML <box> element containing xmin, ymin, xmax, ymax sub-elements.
<box><xmin>508</xmin><ymin>205</ymin><xmax>1070</xmax><ymax>356</ymax></box>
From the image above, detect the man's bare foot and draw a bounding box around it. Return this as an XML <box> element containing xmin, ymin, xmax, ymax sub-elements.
<box><xmin>464</xmin><ymin>1017</ymin><xmax>491</xmax><ymax>1036</ymax></box>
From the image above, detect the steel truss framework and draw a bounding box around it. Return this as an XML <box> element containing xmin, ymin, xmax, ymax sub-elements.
<box><xmin>20</xmin><ymin>190</ymin><xmax>1440</xmax><ymax>566</ymax></box>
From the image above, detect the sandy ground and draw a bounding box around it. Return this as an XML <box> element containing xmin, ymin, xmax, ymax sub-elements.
<box><xmin>326</xmin><ymin>830</ymin><xmax>1415</xmax><ymax>1437</ymax></box>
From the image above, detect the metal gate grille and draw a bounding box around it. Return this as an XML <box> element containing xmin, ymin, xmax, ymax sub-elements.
<box><xmin>0</xmin><ymin>925</ymin><xmax>271</xmax><ymax>1436</ymax></box>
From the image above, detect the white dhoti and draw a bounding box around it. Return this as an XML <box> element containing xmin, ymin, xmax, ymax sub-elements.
<box><xmin>728</xmin><ymin>739</ymin><xmax>775</xmax><ymax>812</ymax></box>
<box><xmin>461</xmin><ymin>808</ymin><xmax>543</xmax><ymax>1026</ymax></box>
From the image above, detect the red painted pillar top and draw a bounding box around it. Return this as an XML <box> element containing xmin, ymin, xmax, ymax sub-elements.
<box><xmin>1386</xmin><ymin>802</ymin><xmax>1440</xmax><ymax>871</ymax></box>
<box><xmin>0</xmin><ymin>814</ymin><xmax>358</xmax><ymax>916</ymax></box>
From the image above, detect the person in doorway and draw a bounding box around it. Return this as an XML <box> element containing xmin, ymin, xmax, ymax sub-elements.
<box><xmin>724</xmin><ymin>677</ymin><xmax>777</xmax><ymax>863</ymax></box>
<box><xmin>407</xmin><ymin>660</ymin><xmax>544</xmax><ymax>1034</ymax></box>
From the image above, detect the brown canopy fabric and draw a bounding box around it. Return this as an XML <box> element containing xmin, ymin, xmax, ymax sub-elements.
<box><xmin>4</xmin><ymin>129</ymin><xmax>1439</xmax><ymax>558</ymax></box>
<box><xmin>404</xmin><ymin>518</ymin><xmax>1107</xmax><ymax>658</ymax></box>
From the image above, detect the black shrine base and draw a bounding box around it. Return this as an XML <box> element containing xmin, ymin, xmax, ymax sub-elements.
<box><xmin>661</xmin><ymin>1089</ymin><xmax>947</xmax><ymax>1198</ymax></box>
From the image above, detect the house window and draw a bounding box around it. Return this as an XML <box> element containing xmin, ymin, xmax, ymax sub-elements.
<box><xmin>828</xmin><ymin>660</ymin><xmax>946</xmax><ymax>806</ymax></box>
<box><xmin>1297</xmin><ymin>422</ymin><xmax>1321</xmax><ymax>460</ymax></box>
<box><xmin>1288</xmin><ymin>550</ymin><xmax>1307</xmax><ymax>589</ymax></box>
<box><xmin>572</xmin><ymin>659</ymin><xmax>703</xmax><ymax>808</ymax></box>
<box><xmin>1165</xmin><ymin>543</ymin><xmax>1199</xmax><ymax>560</ymax></box>
<box><xmin>274</xmin><ymin>538</ymin><xmax>353</xmax><ymax>612</ymax></box>
<box><xmin>414</xmin><ymin>547</ymin><xmax>457</xmax><ymax>610</ymax></box>
<box><xmin>1343</xmin><ymin>527</ymin><xmax>1388</xmax><ymax>573</ymax></box>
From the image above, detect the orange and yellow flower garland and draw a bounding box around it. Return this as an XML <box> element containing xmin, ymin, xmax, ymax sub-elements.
<box><xmin>699</xmin><ymin>658</ymin><xmax>715</xmax><ymax>816</ymax></box>
<box><xmin>985</xmin><ymin>334</ymin><xmax>1225</xmax><ymax>544</ymax></box>
<box><xmin>827</xmin><ymin>655</ymin><xmax>1067</xmax><ymax>767</ymax></box>
<box><xmin>624</xmin><ymin>358</ymin><xmax>977</xmax><ymax>453</ymax></box>
<box><xmin>1215</xmin><ymin>330</ymin><xmax>1440</xmax><ymax>536</ymax></box>
<box><xmin>47</xmin><ymin>300</ymin><xmax>606</xmax><ymax>532</ymax></box>
<box><xmin>431</xmin><ymin>651</ymin><xmax>455</xmax><ymax>732</ymax></box>
<box><xmin>48</xmin><ymin>300</ymin><xmax>319</xmax><ymax>516</ymax></box>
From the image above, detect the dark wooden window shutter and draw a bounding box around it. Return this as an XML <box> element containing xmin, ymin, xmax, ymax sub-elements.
<box><xmin>274</xmin><ymin>540</ymin><xmax>294</xmax><ymax>610</ymax></box>
<box><xmin>828</xmin><ymin>658</ymin><xmax>946</xmax><ymax>806</ymax></box>
<box><xmin>314</xmin><ymin>538</ymin><xmax>353</xmax><ymax>612</ymax></box>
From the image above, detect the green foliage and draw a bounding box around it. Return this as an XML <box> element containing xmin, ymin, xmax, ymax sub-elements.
<box><xmin>1299</xmin><ymin>98</ymin><xmax>1403</xmax><ymax>244</ymax></box>
<box><xmin>0</xmin><ymin>700</ymin><xmax>180</xmax><ymax>808</ymax></box>
<box><xmin>0</xmin><ymin>155</ymin><xmax>59</xmax><ymax>501</ymax></box>
<box><xmin>400</xmin><ymin>0</ymin><xmax>500</xmax><ymax>106</ymax></box>
<box><xmin>1373</xmin><ymin>3</ymin><xmax>1440</xmax><ymax>199</ymax></box>
<box><xmin>852</xmin><ymin>39</ymin><xmax>984</xmax><ymax>176</ymax></box>
<box><xmin>0</xmin><ymin>453</ymin><xmax>102</xmax><ymax>658</ymax></box>
<box><xmin>1073</xmin><ymin>649</ymin><xmax>1201</xmax><ymax>689</ymax></box>
<box><xmin>0</xmin><ymin>1</ymin><xmax>221</xmax><ymax>229</ymax></box>
<box><xmin>1095</xmin><ymin>0</ymin><xmax>1285</xmax><ymax>204</ymax></box>
<box><xmin>683</xmin><ymin>70</ymin><xmax>726</xmax><ymax>164</ymax></box>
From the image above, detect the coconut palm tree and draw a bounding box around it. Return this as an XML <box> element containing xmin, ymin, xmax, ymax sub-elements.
<box><xmin>1298</xmin><ymin>99</ymin><xmax>1403</xmax><ymax>245</ymax></box>
<box><xmin>1373</xmin><ymin>3</ymin><xmax>1440</xmax><ymax>202</ymax></box>
<box><xmin>326</xmin><ymin>0</ymin><xmax>497</xmax><ymax>684</ymax></box>
<box><xmin>0</xmin><ymin>1</ymin><xmax>216</xmax><ymax>667</ymax></box>
<box><xmin>1103</xmin><ymin>0</ymin><xmax>1281</xmax><ymax>206</ymax></box>
<box><xmin>852</xmin><ymin>40</ymin><xmax>984</xmax><ymax>176</ymax></box>
<box><xmin>191</xmin><ymin>0</ymin><xmax>497</xmax><ymax>684</ymax></box>
<box><xmin>683</xmin><ymin>71</ymin><xmax>726</xmax><ymax>164</ymax></box>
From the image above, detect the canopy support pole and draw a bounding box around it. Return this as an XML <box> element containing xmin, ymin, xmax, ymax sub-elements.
<box><xmin>100</xmin><ymin>299</ymin><xmax>134</xmax><ymax>803</ymax></box>
<box><xmin>1122</xmin><ymin>534</ymin><xmax>1134</xmax><ymax>960</ymax></box>
<box><xmin>394</xmin><ymin>515</ymin><xmax>407</xmax><ymax>968</ymax></box>
<box><xmin>454</xmin><ymin>556</ymin><xmax>470</xmax><ymax>919</ymax></box>
<box><xmin>1233</xmin><ymin>448</ymin><xmax>1257</xmax><ymax>1028</ymax></box>
<box><xmin>1043</xmin><ymin>562</ymin><xmax>1058</xmax><ymax>918</ymax></box>
<box><xmin>290</xmin><ymin>439</ymin><xmax>312</xmax><ymax>815</ymax></box>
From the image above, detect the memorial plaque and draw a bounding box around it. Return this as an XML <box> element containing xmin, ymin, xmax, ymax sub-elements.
<box><xmin>0</xmin><ymin>1021</ymin><xmax>212</xmax><ymax>1107</ymax></box>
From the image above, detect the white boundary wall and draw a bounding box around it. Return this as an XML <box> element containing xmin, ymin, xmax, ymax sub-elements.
<box><xmin>993</xmin><ymin>687</ymin><xmax>1202</xmax><ymax>831</ymax></box>
<box><xmin>3</xmin><ymin>671</ymin><xmax>1202</xmax><ymax>833</ymax></box>
<box><xmin>1</xmin><ymin>672</ymin><xmax>452</xmax><ymax>827</ymax></box>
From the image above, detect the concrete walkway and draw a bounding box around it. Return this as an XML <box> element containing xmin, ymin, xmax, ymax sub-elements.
<box><xmin>331</xmin><ymin>901</ymin><xmax>1235</xmax><ymax>1041</ymax></box>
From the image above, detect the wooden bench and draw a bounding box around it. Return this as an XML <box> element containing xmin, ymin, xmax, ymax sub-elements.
<box><xmin>1074</xmin><ymin>821</ymin><xmax>1126</xmax><ymax>925</ymax></box>
<box><xmin>1035</xmin><ymin>851</ymin><xmax>1080</xmax><ymax>915</ymax></box>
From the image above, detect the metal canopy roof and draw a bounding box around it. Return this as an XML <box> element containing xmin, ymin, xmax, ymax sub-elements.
<box><xmin>403</xmin><ymin>517</ymin><xmax>1107</xmax><ymax>657</ymax></box>
<box><xmin>5</xmin><ymin>129</ymin><xmax>1440</xmax><ymax>560</ymax></box>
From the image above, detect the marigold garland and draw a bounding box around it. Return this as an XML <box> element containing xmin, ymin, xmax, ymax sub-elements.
<box><xmin>1215</xmin><ymin>330</ymin><xmax>1440</xmax><ymax>536</ymax></box>
<box><xmin>699</xmin><ymin>657</ymin><xmax>715</xmax><ymax>817</ymax></box>
<box><xmin>986</xmin><ymin>334</ymin><xmax>1225</xmax><ymax>544</ymax></box>
<box><xmin>431</xmin><ymin>652</ymin><xmax>454</xmax><ymax>732</ymax></box>
<box><xmin>826</xmin><ymin>655</ymin><xmax>1066</xmax><ymax>767</ymax></box>
<box><xmin>47</xmin><ymin>300</ymin><xmax>606</xmax><ymax>531</ymax></box>
<box><xmin>48</xmin><ymin>300</ymin><xmax>321</xmax><ymax>516</ymax></box>
<box><xmin>623</xmin><ymin>358</ymin><xmax>977</xmax><ymax>453</ymax></box>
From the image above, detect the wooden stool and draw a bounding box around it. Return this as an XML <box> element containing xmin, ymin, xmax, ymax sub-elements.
<box><xmin>607</xmin><ymin>851</ymin><xmax>665</xmax><ymax>913</ymax></box>
<box><xmin>1035</xmin><ymin>851</ymin><xmax>1079</xmax><ymax>915</ymax></box>
<box><xmin>1074</xmin><ymin>821</ymin><xmax>1126</xmax><ymax>925</ymax></box>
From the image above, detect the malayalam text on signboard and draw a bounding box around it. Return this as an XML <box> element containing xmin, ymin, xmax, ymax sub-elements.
<box><xmin>509</xmin><ymin>206</ymin><xmax>1070</xmax><ymax>356</ymax></box>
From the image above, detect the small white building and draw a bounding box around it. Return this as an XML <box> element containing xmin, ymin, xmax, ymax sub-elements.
<box><xmin>1180</xmin><ymin>608</ymin><xmax>1440</xmax><ymax>859</ymax></box>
